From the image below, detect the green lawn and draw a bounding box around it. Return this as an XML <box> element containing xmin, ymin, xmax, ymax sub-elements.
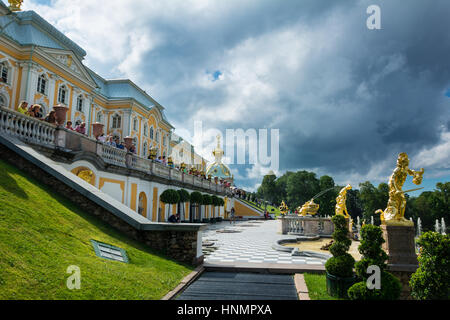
<box><xmin>240</xmin><ymin>199</ymin><xmax>281</xmax><ymax>216</ymax></box>
<box><xmin>0</xmin><ymin>159</ymin><xmax>193</xmax><ymax>300</ymax></box>
<box><xmin>303</xmin><ymin>273</ymin><xmax>342</xmax><ymax>300</ymax></box>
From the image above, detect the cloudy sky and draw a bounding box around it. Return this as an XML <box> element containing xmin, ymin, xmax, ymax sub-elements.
<box><xmin>19</xmin><ymin>0</ymin><xmax>450</xmax><ymax>194</ymax></box>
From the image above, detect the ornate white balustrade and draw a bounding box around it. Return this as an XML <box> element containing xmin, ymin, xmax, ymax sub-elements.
<box><xmin>98</xmin><ymin>143</ymin><xmax>127</xmax><ymax>167</ymax></box>
<box><xmin>0</xmin><ymin>107</ymin><xmax>56</xmax><ymax>146</ymax></box>
<box><xmin>0</xmin><ymin>106</ymin><xmax>226</xmax><ymax>195</ymax></box>
<box><xmin>279</xmin><ymin>215</ymin><xmax>334</xmax><ymax>236</ymax></box>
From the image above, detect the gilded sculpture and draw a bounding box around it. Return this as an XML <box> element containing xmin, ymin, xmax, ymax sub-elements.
<box><xmin>8</xmin><ymin>0</ymin><xmax>23</xmax><ymax>11</ymax></box>
<box><xmin>297</xmin><ymin>199</ymin><xmax>320</xmax><ymax>216</ymax></box>
<box><xmin>279</xmin><ymin>200</ymin><xmax>289</xmax><ymax>215</ymax></box>
<box><xmin>77</xmin><ymin>169</ymin><xmax>94</xmax><ymax>184</ymax></box>
<box><xmin>335</xmin><ymin>184</ymin><xmax>352</xmax><ymax>218</ymax></box>
<box><xmin>375</xmin><ymin>152</ymin><xmax>424</xmax><ymax>226</ymax></box>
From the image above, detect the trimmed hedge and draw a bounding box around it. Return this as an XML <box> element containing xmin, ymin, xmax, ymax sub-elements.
<box><xmin>410</xmin><ymin>232</ymin><xmax>450</xmax><ymax>300</ymax></box>
<box><xmin>348</xmin><ymin>224</ymin><xmax>401</xmax><ymax>300</ymax></box>
<box><xmin>325</xmin><ymin>215</ymin><xmax>355</xmax><ymax>278</ymax></box>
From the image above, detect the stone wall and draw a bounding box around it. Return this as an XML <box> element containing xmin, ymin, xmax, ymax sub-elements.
<box><xmin>0</xmin><ymin>142</ymin><xmax>201</xmax><ymax>266</ymax></box>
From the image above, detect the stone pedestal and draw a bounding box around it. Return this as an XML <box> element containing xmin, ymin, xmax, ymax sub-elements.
<box><xmin>303</xmin><ymin>218</ymin><xmax>319</xmax><ymax>236</ymax></box>
<box><xmin>322</xmin><ymin>219</ymin><xmax>334</xmax><ymax>235</ymax></box>
<box><xmin>381</xmin><ymin>225</ymin><xmax>418</xmax><ymax>265</ymax></box>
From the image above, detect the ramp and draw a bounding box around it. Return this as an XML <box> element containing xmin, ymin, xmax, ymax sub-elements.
<box><xmin>176</xmin><ymin>272</ymin><xmax>298</xmax><ymax>300</ymax></box>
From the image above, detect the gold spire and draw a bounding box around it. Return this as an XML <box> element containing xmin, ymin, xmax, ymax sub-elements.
<box><xmin>8</xmin><ymin>0</ymin><xmax>23</xmax><ymax>12</ymax></box>
<box><xmin>212</xmin><ymin>134</ymin><xmax>224</xmax><ymax>161</ymax></box>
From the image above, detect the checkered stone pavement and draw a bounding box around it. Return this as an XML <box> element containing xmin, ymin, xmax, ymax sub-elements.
<box><xmin>202</xmin><ymin>220</ymin><xmax>326</xmax><ymax>265</ymax></box>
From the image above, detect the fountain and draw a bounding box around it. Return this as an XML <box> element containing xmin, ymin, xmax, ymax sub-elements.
<box><xmin>435</xmin><ymin>219</ymin><xmax>441</xmax><ymax>233</ymax></box>
<box><xmin>441</xmin><ymin>218</ymin><xmax>446</xmax><ymax>235</ymax></box>
<box><xmin>417</xmin><ymin>218</ymin><xmax>422</xmax><ymax>237</ymax></box>
<box><xmin>371</xmin><ymin>216</ymin><xmax>374</xmax><ymax>225</ymax></box>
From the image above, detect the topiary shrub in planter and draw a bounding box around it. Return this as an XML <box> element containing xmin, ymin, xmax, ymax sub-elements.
<box><xmin>410</xmin><ymin>231</ymin><xmax>450</xmax><ymax>300</ymax></box>
<box><xmin>325</xmin><ymin>215</ymin><xmax>356</xmax><ymax>298</ymax></box>
<box><xmin>160</xmin><ymin>189</ymin><xmax>180</xmax><ymax>217</ymax></box>
<box><xmin>347</xmin><ymin>224</ymin><xmax>401</xmax><ymax>300</ymax></box>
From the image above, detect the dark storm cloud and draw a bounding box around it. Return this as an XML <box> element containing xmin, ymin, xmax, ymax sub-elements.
<box><xmin>131</xmin><ymin>0</ymin><xmax>450</xmax><ymax>189</ymax></box>
<box><xmin>71</xmin><ymin>0</ymin><xmax>449</xmax><ymax>190</ymax></box>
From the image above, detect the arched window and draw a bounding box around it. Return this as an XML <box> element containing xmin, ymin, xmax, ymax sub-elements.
<box><xmin>133</xmin><ymin>137</ymin><xmax>138</xmax><ymax>146</ymax></box>
<box><xmin>58</xmin><ymin>85</ymin><xmax>67</xmax><ymax>104</ymax></box>
<box><xmin>138</xmin><ymin>192</ymin><xmax>147</xmax><ymax>217</ymax></box>
<box><xmin>112</xmin><ymin>114</ymin><xmax>121</xmax><ymax>129</ymax></box>
<box><xmin>133</xmin><ymin>117</ymin><xmax>138</xmax><ymax>131</ymax></box>
<box><xmin>156</xmin><ymin>131</ymin><xmax>160</xmax><ymax>143</ymax></box>
<box><xmin>143</xmin><ymin>124</ymin><xmax>148</xmax><ymax>137</ymax></box>
<box><xmin>163</xmin><ymin>135</ymin><xmax>167</xmax><ymax>146</ymax></box>
<box><xmin>76</xmin><ymin>95</ymin><xmax>83</xmax><ymax>112</ymax></box>
<box><xmin>0</xmin><ymin>62</ymin><xmax>9</xmax><ymax>84</ymax></box>
<box><xmin>37</xmin><ymin>74</ymin><xmax>47</xmax><ymax>95</ymax></box>
<box><xmin>150</xmin><ymin>126</ymin><xmax>154</xmax><ymax>140</ymax></box>
<box><xmin>96</xmin><ymin>111</ymin><xmax>103</xmax><ymax>123</ymax></box>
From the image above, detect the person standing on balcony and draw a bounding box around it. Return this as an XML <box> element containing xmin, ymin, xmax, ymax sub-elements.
<box><xmin>65</xmin><ymin>121</ymin><xmax>74</xmax><ymax>131</ymax></box>
<box><xmin>17</xmin><ymin>101</ymin><xmax>28</xmax><ymax>114</ymax></box>
<box><xmin>75</xmin><ymin>122</ymin><xmax>86</xmax><ymax>135</ymax></box>
<box><xmin>44</xmin><ymin>110</ymin><xmax>56</xmax><ymax>124</ymax></box>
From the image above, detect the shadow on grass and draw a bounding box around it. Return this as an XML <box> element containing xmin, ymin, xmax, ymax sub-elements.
<box><xmin>0</xmin><ymin>165</ymin><xmax>28</xmax><ymax>200</ymax></box>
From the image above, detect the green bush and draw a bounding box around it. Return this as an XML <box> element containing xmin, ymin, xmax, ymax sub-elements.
<box><xmin>160</xmin><ymin>189</ymin><xmax>180</xmax><ymax>205</ymax></box>
<box><xmin>410</xmin><ymin>232</ymin><xmax>450</xmax><ymax>300</ymax></box>
<box><xmin>348</xmin><ymin>224</ymin><xmax>401</xmax><ymax>300</ymax></box>
<box><xmin>348</xmin><ymin>271</ymin><xmax>401</xmax><ymax>300</ymax></box>
<box><xmin>190</xmin><ymin>192</ymin><xmax>203</xmax><ymax>204</ymax></box>
<box><xmin>177</xmin><ymin>189</ymin><xmax>190</xmax><ymax>203</ymax></box>
<box><xmin>325</xmin><ymin>215</ymin><xmax>355</xmax><ymax>278</ymax></box>
<box><xmin>202</xmin><ymin>194</ymin><xmax>212</xmax><ymax>206</ymax></box>
<box><xmin>325</xmin><ymin>254</ymin><xmax>355</xmax><ymax>278</ymax></box>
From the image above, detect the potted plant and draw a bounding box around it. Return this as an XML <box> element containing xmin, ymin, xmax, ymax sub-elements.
<box><xmin>190</xmin><ymin>191</ymin><xmax>203</xmax><ymax>221</ymax></box>
<box><xmin>325</xmin><ymin>215</ymin><xmax>357</xmax><ymax>299</ymax></box>
<box><xmin>160</xmin><ymin>189</ymin><xmax>180</xmax><ymax>219</ymax></box>
<box><xmin>347</xmin><ymin>224</ymin><xmax>401</xmax><ymax>300</ymax></box>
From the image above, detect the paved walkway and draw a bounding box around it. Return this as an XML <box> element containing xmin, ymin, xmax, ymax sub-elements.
<box><xmin>202</xmin><ymin>220</ymin><xmax>326</xmax><ymax>266</ymax></box>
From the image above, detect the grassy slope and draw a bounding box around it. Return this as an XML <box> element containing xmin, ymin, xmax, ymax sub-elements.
<box><xmin>0</xmin><ymin>159</ymin><xmax>193</xmax><ymax>300</ymax></box>
<box><xmin>240</xmin><ymin>199</ymin><xmax>281</xmax><ymax>216</ymax></box>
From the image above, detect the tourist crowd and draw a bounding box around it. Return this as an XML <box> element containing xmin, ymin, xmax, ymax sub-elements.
<box><xmin>17</xmin><ymin>101</ymin><xmax>87</xmax><ymax>134</ymax></box>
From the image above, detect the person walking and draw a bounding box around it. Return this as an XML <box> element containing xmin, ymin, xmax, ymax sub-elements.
<box><xmin>230</xmin><ymin>207</ymin><xmax>236</xmax><ymax>224</ymax></box>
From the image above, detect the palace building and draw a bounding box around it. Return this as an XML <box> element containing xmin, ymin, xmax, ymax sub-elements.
<box><xmin>0</xmin><ymin>1</ymin><xmax>206</xmax><ymax>168</ymax></box>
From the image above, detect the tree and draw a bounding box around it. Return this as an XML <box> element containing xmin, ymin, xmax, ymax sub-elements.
<box><xmin>258</xmin><ymin>173</ymin><xmax>277</xmax><ymax>204</ymax></box>
<box><xmin>274</xmin><ymin>171</ymin><xmax>294</xmax><ymax>205</ymax></box>
<box><xmin>202</xmin><ymin>194</ymin><xmax>212</xmax><ymax>219</ymax></box>
<box><xmin>286</xmin><ymin>171</ymin><xmax>320</xmax><ymax>209</ymax></box>
<box><xmin>346</xmin><ymin>189</ymin><xmax>363</xmax><ymax>221</ymax></box>
<box><xmin>190</xmin><ymin>191</ymin><xmax>203</xmax><ymax>221</ymax></box>
<box><xmin>317</xmin><ymin>175</ymin><xmax>337</xmax><ymax>216</ymax></box>
<box><xmin>160</xmin><ymin>189</ymin><xmax>180</xmax><ymax>218</ymax></box>
<box><xmin>359</xmin><ymin>181</ymin><xmax>383</xmax><ymax>224</ymax></box>
<box><xmin>211</xmin><ymin>195</ymin><xmax>219</xmax><ymax>217</ymax></box>
<box><xmin>177</xmin><ymin>189</ymin><xmax>190</xmax><ymax>221</ymax></box>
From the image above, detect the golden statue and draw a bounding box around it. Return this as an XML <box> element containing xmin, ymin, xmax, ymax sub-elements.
<box><xmin>149</xmin><ymin>148</ymin><xmax>157</xmax><ymax>161</ymax></box>
<box><xmin>335</xmin><ymin>184</ymin><xmax>352</xmax><ymax>218</ymax></box>
<box><xmin>77</xmin><ymin>170</ymin><xmax>94</xmax><ymax>184</ymax></box>
<box><xmin>279</xmin><ymin>201</ymin><xmax>289</xmax><ymax>215</ymax></box>
<box><xmin>298</xmin><ymin>199</ymin><xmax>320</xmax><ymax>216</ymax></box>
<box><xmin>375</xmin><ymin>152</ymin><xmax>424</xmax><ymax>226</ymax></box>
<box><xmin>8</xmin><ymin>0</ymin><xmax>23</xmax><ymax>11</ymax></box>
